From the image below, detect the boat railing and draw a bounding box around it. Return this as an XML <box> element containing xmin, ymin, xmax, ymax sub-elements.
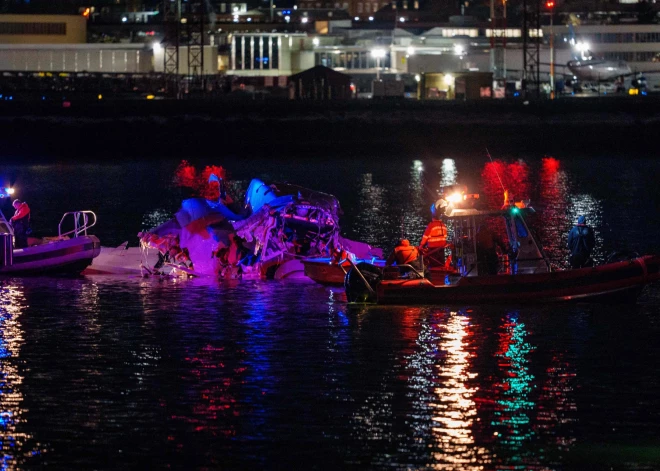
<box><xmin>59</xmin><ymin>211</ymin><xmax>97</xmax><ymax>238</ymax></box>
<box><xmin>383</xmin><ymin>264</ymin><xmax>426</xmax><ymax>280</ymax></box>
<box><xmin>0</xmin><ymin>211</ymin><xmax>14</xmax><ymax>237</ymax></box>
<box><xmin>338</xmin><ymin>258</ymin><xmax>350</xmax><ymax>275</ymax></box>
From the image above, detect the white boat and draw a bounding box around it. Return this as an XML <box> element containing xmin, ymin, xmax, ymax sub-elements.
<box><xmin>1</xmin><ymin>210</ymin><xmax>101</xmax><ymax>276</ymax></box>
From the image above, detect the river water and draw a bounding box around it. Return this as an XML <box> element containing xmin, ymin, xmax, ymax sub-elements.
<box><xmin>1</xmin><ymin>154</ymin><xmax>660</xmax><ymax>470</ymax></box>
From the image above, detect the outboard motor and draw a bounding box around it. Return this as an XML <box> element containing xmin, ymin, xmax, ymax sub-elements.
<box><xmin>344</xmin><ymin>262</ymin><xmax>382</xmax><ymax>303</ymax></box>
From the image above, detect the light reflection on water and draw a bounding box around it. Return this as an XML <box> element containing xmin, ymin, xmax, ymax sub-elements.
<box><xmin>1</xmin><ymin>155</ymin><xmax>660</xmax><ymax>468</ymax></box>
<box><xmin>0</xmin><ymin>282</ymin><xmax>39</xmax><ymax>468</ymax></box>
<box><xmin>0</xmin><ymin>277</ymin><xmax>659</xmax><ymax>468</ymax></box>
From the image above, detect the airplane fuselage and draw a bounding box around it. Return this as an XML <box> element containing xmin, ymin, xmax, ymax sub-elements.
<box><xmin>567</xmin><ymin>59</ymin><xmax>632</xmax><ymax>81</ymax></box>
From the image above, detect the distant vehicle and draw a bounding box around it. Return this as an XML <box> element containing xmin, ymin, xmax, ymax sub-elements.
<box><xmin>582</xmin><ymin>81</ymin><xmax>618</xmax><ymax>94</ymax></box>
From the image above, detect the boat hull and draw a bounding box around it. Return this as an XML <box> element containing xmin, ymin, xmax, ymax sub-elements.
<box><xmin>368</xmin><ymin>255</ymin><xmax>660</xmax><ymax>305</ymax></box>
<box><xmin>303</xmin><ymin>258</ymin><xmax>349</xmax><ymax>285</ymax></box>
<box><xmin>303</xmin><ymin>258</ymin><xmax>386</xmax><ymax>286</ymax></box>
<box><xmin>0</xmin><ymin>236</ymin><xmax>101</xmax><ymax>276</ymax></box>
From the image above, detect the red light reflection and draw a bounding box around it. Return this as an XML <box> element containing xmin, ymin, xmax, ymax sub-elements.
<box><xmin>174</xmin><ymin>160</ymin><xmax>227</xmax><ymax>201</ymax></box>
<box><xmin>537</xmin><ymin>157</ymin><xmax>570</xmax><ymax>268</ymax></box>
<box><xmin>481</xmin><ymin>160</ymin><xmax>530</xmax><ymax>210</ymax></box>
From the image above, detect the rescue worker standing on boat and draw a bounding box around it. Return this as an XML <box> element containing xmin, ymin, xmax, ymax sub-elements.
<box><xmin>476</xmin><ymin>225</ymin><xmax>507</xmax><ymax>275</ymax></box>
<box><xmin>568</xmin><ymin>215</ymin><xmax>595</xmax><ymax>269</ymax></box>
<box><xmin>386</xmin><ymin>239</ymin><xmax>422</xmax><ymax>271</ymax></box>
<box><xmin>419</xmin><ymin>212</ymin><xmax>448</xmax><ymax>252</ymax></box>
<box><xmin>419</xmin><ymin>203</ymin><xmax>449</xmax><ymax>267</ymax></box>
<box><xmin>10</xmin><ymin>199</ymin><xmax>30</xmax><ymax>249</ymax></box>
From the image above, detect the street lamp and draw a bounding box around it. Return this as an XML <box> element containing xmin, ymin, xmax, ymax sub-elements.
<box><xmin>546</xmin><ymin>0</ymin><xmax>555</xmax><ymax>99</ymax></box>
<box><xmin>371</xmin><ymin>48</ymin><xmax>386</xmax><ymax>81</ymax></box>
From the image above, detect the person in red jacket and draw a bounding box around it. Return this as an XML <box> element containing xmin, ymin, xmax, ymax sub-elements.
<box><xmin>10</xmin><ymin>199</ymin><xmax>30</xmax><ymax>248</ymax></box>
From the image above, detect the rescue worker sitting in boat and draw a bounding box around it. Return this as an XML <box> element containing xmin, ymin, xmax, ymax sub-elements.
<box><xmin>331</xmin><ymin>243</ymin><xmax>351</xmax><ymax>266</ymax></box>
<box><xmin>386</xmin><ymin>239</ymin><xmax>423</xmax><ymax>274</ymax></box>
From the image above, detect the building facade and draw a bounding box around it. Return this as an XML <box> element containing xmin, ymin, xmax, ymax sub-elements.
<box><xmin>551</xmin><ymin>23</ymin><xmax>660</xmax><ymax>72</ymax></box>
<box><xmin>0</xmin><ymin>14</ymin><xmax>86</xmax><ymax>44</ymax></box>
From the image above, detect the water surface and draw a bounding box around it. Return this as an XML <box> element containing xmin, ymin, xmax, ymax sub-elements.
<box><xmin>1</xmin><ymin>154</ymin><xmax>660</xmax><ymax>469</ymax></box>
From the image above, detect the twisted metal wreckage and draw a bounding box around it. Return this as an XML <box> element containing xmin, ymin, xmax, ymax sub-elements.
<box><xmin>138</xmin><ymin>176</ymin><xmax>382</xmax><ymax>279</ymax></box>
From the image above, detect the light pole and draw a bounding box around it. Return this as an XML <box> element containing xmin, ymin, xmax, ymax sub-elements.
<box><xmin>546</xmin><ymin>0</ymin><xmax>555</xmax><ymax>99</ymax></box>
<box><xmin>372</xmin><ymin>48</ymin><xmax>386</xmax><ymax>81</ymax></box>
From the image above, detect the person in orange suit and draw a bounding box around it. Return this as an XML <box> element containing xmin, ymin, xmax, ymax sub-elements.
<box><xmin>386</xmin><ymin>239</ymin><xmax>422</xmax><ymax>271</ymax></box>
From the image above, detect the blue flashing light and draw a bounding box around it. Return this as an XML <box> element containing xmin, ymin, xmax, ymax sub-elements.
<box><xmin>42</xmin><ymin>96</ymin><xmax>46</xmax><ymax>100</ymax></box>
<box><xmin>642</xmin><ymin>91</ymin><xmax>647</xmax><ymax>96</ymax></box>
<box><xmin>513</xmin><ymin>92</ymin><xmax>519</xmax><ymax>97</ymax></box>
<box><xmin>8</xmin><ymin>96</ymin><xmax>12</xmax><ymax>100</ymax></box>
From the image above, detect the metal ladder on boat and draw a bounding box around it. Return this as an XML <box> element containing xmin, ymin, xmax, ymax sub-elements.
<box><xmin>59</xmin><ymin>211</ymin><xmax>97</xmax><ymax>238</ymax></box>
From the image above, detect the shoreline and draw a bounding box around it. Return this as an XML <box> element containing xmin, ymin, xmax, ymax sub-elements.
<box><xmin>1</xmin><ymin>97</ymin><xmax>657</xmax><ymax>160</ymax></box>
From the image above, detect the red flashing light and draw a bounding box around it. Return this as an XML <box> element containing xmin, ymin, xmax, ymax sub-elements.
<box><xmin>546</xmin><ymin>0</ymin><xmax>555</xmax><ymax>8</ymax></box>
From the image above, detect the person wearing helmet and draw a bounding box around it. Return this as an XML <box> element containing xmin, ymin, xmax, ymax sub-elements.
<box><xmin>10</xmin><ymin>199</ymin><xmax>31</xmax><ymax>248</ymax></box>
<box><xmin>419</xmin><ymin>203</ymin><xmax>448</xmax><ymax>251</ymax></box>
<box><xmin>386</xmin><ymin>239</ymin><xmax>422</xmax><ymax>271</ymax></box>
<box><xmin>419</xmin><ymin>201</ymin><xmax>450</xmax><ymax>268</ymax></box>
<box><xmin>567</xmin><ymin>215</ymin><xmax>595</xmax><ymax>269</ymax></box>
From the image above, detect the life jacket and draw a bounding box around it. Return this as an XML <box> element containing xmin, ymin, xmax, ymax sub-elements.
<box><xmin>394</xmin><ymin>240</ymin><xmax>419</xmax><ymax>265</ymax></box>
<box><xmin>331</xmin><ymin>248</ymin><xmax>349</xmax><ymax>265</ymax></box>
<box><xmin>422</xmin><ymin>220</ymin><xmax>447</xmax><ymax>248</ymax></box>
<box><xmin>11</xmin><ymin>202</ymin><xmax>30</xmax><ymax>222</ymax></box>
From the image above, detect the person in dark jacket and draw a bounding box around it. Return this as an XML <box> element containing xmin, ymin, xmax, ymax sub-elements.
<box><xmin>567</xmin><ymin>215</ymin><xmax>595</xmax><ymax>269</ymax></box>
<box><xmin>386</xmin><ymin>239</ymin><xmax>422</xmax><ymax>271</ymax></box>
<box><xmin>476</xmin><ymin>225</ymin><xmax>507</xmax><ymax>275</ymax></box>
<box><xmin>10</xmin><ymin>199</ymin><xmax>30</xmax><ymax>249</ymax></box>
